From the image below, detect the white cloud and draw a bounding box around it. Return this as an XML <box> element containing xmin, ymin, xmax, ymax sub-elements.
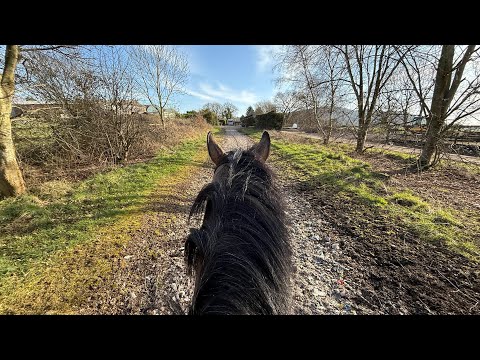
<box><xmin>200</xmin><ymin>82</ymin><xmax>258</xmax><ymax>104</ymax></box>
<box><xmin>255</xmin><ymin>45</ymin><xmax>282</xmax><ymax>73</ymax></box>
<box><xmin>187</xmin><ymin>82</ymin><xmax>259</xmax><ymax>106</ymax></box>
<box><xmin>185</xmin><ymin>89</ymin><xmax>216</xmax><ymax>102</ymax></box>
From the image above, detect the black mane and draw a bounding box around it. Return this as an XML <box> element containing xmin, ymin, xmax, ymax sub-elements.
<box><xmin>185</xmin><ymin>146</ymin><xmax>292</xmax><ymax>315</ymax></box>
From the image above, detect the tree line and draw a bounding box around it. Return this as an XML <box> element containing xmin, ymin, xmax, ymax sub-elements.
<box><xmin>0</xmin><ymin>45</ymin><xmax>189</xmax><ymax>198</ymax></box>
<box><xmin>188</xmin><ymin>102</ymin><xmax>238</xmax><ymax>125</ymax></box>
<box><xmin>2</xmin><ymin>44</ymin><xmax>479</xmax><ymax>198</ymax></box>
<box><xmin>272</xmin><ymin>45</ymin><xmax>480</xmax><ymax>168</ymax></box>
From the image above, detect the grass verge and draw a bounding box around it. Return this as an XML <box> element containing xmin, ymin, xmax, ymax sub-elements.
<box><xmin>0</xmin><ymin>128</ymin><xmax>219</xmax><ymax>314</ymax></box>
<box><xmin>240</xmin><ymin>128</ymin><xmax>480</xmax><ymax>261</ymax></box>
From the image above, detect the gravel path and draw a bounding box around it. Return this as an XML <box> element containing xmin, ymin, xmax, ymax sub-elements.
<box><xmin>152</xmin><ymin>129</ymin><xmax>354</xmax><ymax>314</ymax></box>
<box><xmin>82</xmin><ymin>128</ymin><xmax>360</xmax><ymax>314</ymax></box>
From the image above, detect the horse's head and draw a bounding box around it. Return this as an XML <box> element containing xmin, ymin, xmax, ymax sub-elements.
<box><xmin>185</xmin><ymin>130</ymin><xmax>291</xmax><ymax>314</ymax></box>
<box><xmin>186</xmin><ymin>131</ymin><xmax>273</xmax><ymax>277</ymax></box>
<box><xmin>206</xmin><ymin>130</ymin><xmax>271</xmax><ymax>183</ymax></box>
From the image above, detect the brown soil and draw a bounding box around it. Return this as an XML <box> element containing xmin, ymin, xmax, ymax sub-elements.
<box><xmin>294</xmin><ymin>187</ymin><xmax>480</xmax><ymax>314</ymax></box>
<box><xmin>354</xmin><ymin>151</ymin><xmax>480</xmax><ymax>215</ymax></box>
<box><xmin>271</xmin><ymin>131</ymin><xmax>480</xmax><ymax>314</ymax></box>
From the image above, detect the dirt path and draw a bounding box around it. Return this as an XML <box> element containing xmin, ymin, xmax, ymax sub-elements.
<box><xmin>81</xmin><ymin>128</ymin><xmax>480</xmax><ymax>315</ymax></box>
<box><xmin>81</xmin><ymin>128</ymin><xmax>353</xmax><ymax>314</ymax></box>
<box><xmin>281</xmin><ymin>130</ymin><xmax>480</xmax><ymax>165</ymax></box>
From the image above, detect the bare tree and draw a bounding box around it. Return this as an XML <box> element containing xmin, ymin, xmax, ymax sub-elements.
<box><xmin>0</xmin><ymin>46</ymin><xmax>25</xmax><ymax>197</ymax></box>
<box><xmin>21</xmin><ymin>45</ymin><xmax>144</xmax><ymax>165</ymax></box>
<box><xmin>273</xmin><ymin>90</ymin><xmax>302</xmax><ymax>127</ymax></box>
<box><xmin>202</xmin><ymin>102</ymin><xmax>224</xmax><ymax>122</ymax></box>
<box><xmin>0</xmin><ymin>45</ymin><xmax>80</xmax><ymax>198</ymax></box>
<box><xmin>275</xmin><ymin>45</ymin><xmax>346</xmax><ymax>144</ymax></box>
<box><xmin>335</xmin><ymin>45</ymin><xmax>408</xmax><ymax>152</ymax></box>
<box><xmin>399</xmin><ymin>45</ymin><xmax>480</xmax><ymax>168</ymax></box>
<box><xmin>316</xmin><ymin>46</ymin><xmax>347</xmax><ymax>144</ymax></box>
<box><xmin>19</xmin><ymin>46</ymin><xmax>106</xmax><ymax>164</ymax></box>
<box><xmin>373</xmin><ymin>91</ymin><xmax>398</xmax><ymax>144</ymax></box>
<box><xmin>95</xmin><ymin>46</ymin><xmax>140</xmax><ymax>162</ymax></box>
<box><xmin>275</xmin><ymin>46</ymin><xmax>326</xmax><ymax>139</ymax></box>
<box><xmin>130</xmin><ymin>45</ymin><xmax>189</xmax><ymax>130</ymax></box>
<box><xmin>392</xmin><ymin>73</ymin><xmax>418</xmax><ymax>142</ymax></box>
<box><xmin>253</xmin><ymin>100</ymin><xmax>277</xmax><ymax>115</ymax></box>
<box><xmin>222</xmin><ymin>102</ymin><xmax>238</xmax><ymax>122</ymax></box>
<box><xmin>19</xmin><ymin>46</ymin><xmax>94</xmax><ymax>114</ymax></box>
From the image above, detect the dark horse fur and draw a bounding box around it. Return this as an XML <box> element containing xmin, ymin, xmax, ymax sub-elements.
<box><xmin>185</xmin><ymin>131</ymin><xmax>291</xmax><ymax>315</ymax></box>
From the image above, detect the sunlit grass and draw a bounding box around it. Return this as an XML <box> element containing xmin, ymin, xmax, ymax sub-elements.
<box><xmin>0</xmin><ymin>128</ymin><xmax>221</xmax><ymax>314</ymax></box>
<box><xmin>240</xmin><ymin>128</ymin><xmax>480</xmax><ymax>261</ymax></box>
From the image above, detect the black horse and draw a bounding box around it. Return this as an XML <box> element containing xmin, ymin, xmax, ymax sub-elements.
<box><xmin>185</xmin><ymin>131</ymin><xmax>292</xmax><ymax>315</ymax></box>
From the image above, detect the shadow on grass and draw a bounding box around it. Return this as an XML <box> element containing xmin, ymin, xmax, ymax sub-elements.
<box><xmin>384</xmin><ymin>165</ymin><xmax>423</xmax><ymax>177</ymax></box>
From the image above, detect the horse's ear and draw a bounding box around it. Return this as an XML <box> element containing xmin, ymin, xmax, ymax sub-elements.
<box><xmin>207</xmin><ymin>131</ymin><xmax>224</xmax><ymax>166</ymax></box>
<box><xmin>253</xmin><ymin>131</ymin><xmax>271</xmax><ymax>162</ymax></box>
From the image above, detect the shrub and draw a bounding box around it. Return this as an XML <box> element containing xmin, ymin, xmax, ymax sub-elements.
<box><xmin>241</xmin><ymin>115</ymin><xmax>255</xmax><ymax>127</ymax></box>
<box><xmin>200</xmin><ymin>109</ymin><xmax>218</xmax><ymax>125</ymax></box>
<box><xmin>254</xmin><ymin>111</ymin><xmax>284</xmax><ymax>130</ymax></box>
<box><xmin>183</xmin><ymin>110</ymin><xmax>198</xmax><ymax>118</ymax></box>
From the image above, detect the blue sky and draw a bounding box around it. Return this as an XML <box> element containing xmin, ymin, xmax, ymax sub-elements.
<box><xmin>174</xmin><ymin>45</ymin><xmax>279</xmax><ymax>116</ymax></box>
<box><xmin>10</xmin><ymin>45</ymin><xmax>280</xmax><ymax>118</ymax></box>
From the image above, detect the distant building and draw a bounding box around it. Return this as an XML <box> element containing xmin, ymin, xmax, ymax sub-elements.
<box><xmin>284</xmin><ymin>107</ymin><xmax>358</xmax><ymax>132</ymax></box>
<box><xmin>145</xmin><ymin>105</ymin><xmax>158</xmax><ymax>114</ymax></box>
<box><xmin>110</xmin><ymin>100</ymin><xmax>148</xmax><ymax>115</ymax></box>
<box><xmin>226</xmin><ymin>117</ymin><xmax>240</xmax><ymax>126</ymax></box>
<box><xmin>11</xmin><ymin>100</ymin><xmax>63</xmax><ymax>119</ymax></box>
<box><xmin>10</xmin><ymin>98</ymin><xmax>162</xmax><ymax>119</ymax></box>
<box><xmin>284</xmin><ymin>107</ymin><xmax>436</xmax><ymax>132</ymax></box>
<box><xmin>144</xmin><ymin>105</ymin><xmax>177</xmax><ymax>119</ymax></box>
<box><xmin>370</xmin><ymin>111</ymin><xmax>426</xmax><ymax>127</ymax></box>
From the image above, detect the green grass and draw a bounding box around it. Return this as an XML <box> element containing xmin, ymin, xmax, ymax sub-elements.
<box><xmin>256</xmin><ymin>132</ymin><xmax>390</xmax><ymax>208</ymax></box>
<box><xmin>370</xmin><ymin>148</ymin><xmax>417</xmax><ymax>161</ymax></box>
<box><xmin>389</xmin><ymin>190</ymin><xmax>429</xmax><ymax>209</ymax></box>
<box><xmin>0</xmin><ymin>124</ymin><xmax>220</xmax><ymax>313</ymax></box>
<box><xmin>12</xmin><ymin>118</ymin><xmax>54</xmax><ymax>141</ymax></box>
<box><xmin>12</xmin><ymin>118</ymin><xmax>55</xmax><ymax>160</ymax></box>
<box><xmin>439</xmin><ymin>160</ymin><xmax>480</xmax><ymax>175</ymax></box>
<box><xmin>0</xmin><ymin>135</ymin><xmax>207</xmax><ymax>280</ymax></box>
<box><xmin>241</xmin><ymin>128</ymin><xmax>480</xmax><ymax>261</ymax></box>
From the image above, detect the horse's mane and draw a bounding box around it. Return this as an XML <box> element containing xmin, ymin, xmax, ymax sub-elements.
<box><xmin>185</xmin><ymin>147</ymin><xmax>291</xmax><ymax>314</ymax></box>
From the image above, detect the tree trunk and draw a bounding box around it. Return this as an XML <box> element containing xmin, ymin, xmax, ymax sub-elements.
<box><xmin>0</xmin><ymin>45</ymin><xmax>26</xmax><ymax>198</ymax></box>
<box><xmin>418</xmin><ymin>45</ymin><xmax>455</xmax><ymax>169</ymax></box>
<box><xmin>418</xmin><ymin>114</ymin><xmax>443</xmax><ymax>168</ymax></box>
<box><xmin>356</xmin><ymin>124</ymin><xmax>368</xmax><ymax>153</ymax></box>
<box><xmin>159</xmin><ymin>107</ymin><xmax>165</xmax><ymax>130</ymax></box>
<box><xmin>323</xmin><ymin>113</ymin><xmax>333</xmax><ymax>145</ymax></box>
<box><xmin>402</xmin><ymin>110</ymin><xmax>408</xmax><ymax>142</ymax></box>
<box><xmin>323</xmin><ymin>129</ymin><xmax>330</xmax><ymax>145</ymax></box>
<box><xmin>324</xmin><ymin>98</ymin><xmax>335</xmax><ymax>145</ymax></box>
<box><xmin>355</xmin><ymin>108</ymin><xmax>367</xmax><ymax>153</ymax></box>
